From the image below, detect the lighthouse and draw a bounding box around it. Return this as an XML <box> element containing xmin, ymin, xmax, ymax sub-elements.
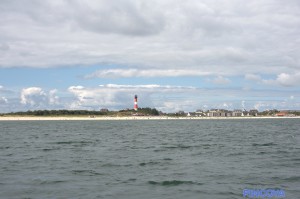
<box><xmin>134</xmin><ymin>95</ymin><xmax>138</xmax><ymax>111</ymax></box>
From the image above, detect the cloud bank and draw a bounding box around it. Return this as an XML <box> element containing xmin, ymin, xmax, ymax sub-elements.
<box><xmin>1</xmin><ymin>84</ymin><xmax>299</xmax><ymax>113</ymax></box>
<box><xmin>0</xmin><ymin>0</ymin><xmax>299</xmax><ymax>86</ymax></box>
<box><xmin>85</xmin><ymin>69</ymin><xmax>212</xmax><ymax>78</ymax></box>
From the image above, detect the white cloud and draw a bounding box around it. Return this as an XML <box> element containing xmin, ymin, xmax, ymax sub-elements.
<box><xmin>49</xmin><ymin>89</ymin><xmax>59</xmax><ymax>105</ymax></box>
<box><xmin>68</xmin><ymin>86</ymin><xmax>85</xmax><ymax>90</ymax></box>
<box><xmin>103</xmin><ymin>84</ymin><xmax>162</xmax><ymax>89</ymax></box>
<box><xmin>253</xmin><ymin>100</ymin><xmax>299</xmax><ymax>111</ymax></box>
<box><xmin>0</xmin><ymin>97</ymin><xmax>8</xmax><ymax>103</ymax></box>
<box><xmin>262</xmin><ymin>73</ymin><xmax>300</xmax><ymax>87</ymax></box>
<box><xmin>19</xmin><ymin>87</ymin><xmax>61</xmax><ymax>109</ymax></box>
<box><xmin>20</xmin><ymin>87</ymin><xmax>46</xmax><ymax>105</ymax></box>
<box><xmin>245</xmin><ymin>72</ymin><xmax>300</xmax><ymax>87</ymax></box>
<box><xmin>68</xmin><ymin>85</ymin><xmax>120</xmax><ymax>109</ymax></box>
<box><xmin>241</xmin><ymin>100</ymin><xmax>245</xmax><ymax>109</ymax></box>
<box><xmin>245</xmin><ymin>74</ymin><xmax>261</xmax><ymax>81</ymax></box>
<box><xmin>72</xmin><ymin>0</ymin><xmax>165</xmax><ymax>36</ymax></box>
<box><xmin>159</xmin><ymin>100</ymin><xmax>197</xmax><ymax>113</ymax></box>
<box><xmin>85</xmin><ymin>69</ymin><xmax>212</xmax><ymax>78</ymax></box>
<box><xmin>223</xmin><ymin>103</ymin><xmax>229</xmax><ymax>108</ymax></box>
<box><xmin>0</xmin><ymin>43</ymin><xmax>10</xmax><ymax>51</ymax></box>
<box><xmin>290</xmin><ymin>95</ymin><xmax>294</xmax><ymax>100</ymax></box>
<box><xmin>211</xmin><ymin>76</ymin><xmax>230</xmax><ymax>85</ymax></box>
<box><xmin>275</xmin><ymin>73</ymin><xmax>300</xmax><ymax>87</ymax></box>
<box><xmin>254</xmin><ymin>102</ymin><xmax>265</xmax><ymax>110</ymax></box>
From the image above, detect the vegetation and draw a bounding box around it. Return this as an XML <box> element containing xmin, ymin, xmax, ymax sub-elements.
<box><xmin>2</xmin><ymin>108</ymin><xmax>161</xmax><ymax>117</ymax></box>
<box><xmin>117</xmin><ymin>107</ymin><xmax>160</xmax><ymax>116</ymax></box>
<box><xmin>3</xmin><ymin>110</ymin><xmax>111</xmax><ymax>116</ymax></box>
<box><xmin>137</xmin><ymin>107</ymin><xmax>160</xmax><ymax>116</ymax></box>
<box><xmin>259</xmin><ymin>109</ymin><xmax>280</xmax><ymax>116</ymax></box>
<box><xmin>258</xmin><ymin>109</ymin><xmax>300</xmax><ymax>116</ymax></box>
<box><xmin>289</xmin><ymin>111</ymin><xmax>300</xmax><ymax>116</ymax></box>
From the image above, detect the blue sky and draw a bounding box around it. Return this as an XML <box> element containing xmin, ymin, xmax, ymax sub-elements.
<box><xmin>0</xmin><ymin>0</ymin><xmax>300</xmax><ymax>113</ymax></box>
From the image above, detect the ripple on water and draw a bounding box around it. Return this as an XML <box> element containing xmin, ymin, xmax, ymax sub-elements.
<box><xmin>52</xmin><ymin>141</ymin><xmax>94</xmax><ymax>145</ymax></box>
<box><xmin>252</xmin><ymin>142</ymin><xmax>276</xmax><ymax>146</ymax></box>
<box><xmin>71</xmin><ymin>170</ymin><xmax>103</xmax><ymax>176</ymax></box>
<box><xmin>148</xmin><ymin>180</ymin><xmax>203</xmax><ymax>186</ymax></box>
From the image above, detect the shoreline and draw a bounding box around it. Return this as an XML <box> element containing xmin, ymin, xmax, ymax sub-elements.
<box><xmin>0</xmin><ymin>116</ymin><xmax>299</xmax><ymax>121</ymax></box>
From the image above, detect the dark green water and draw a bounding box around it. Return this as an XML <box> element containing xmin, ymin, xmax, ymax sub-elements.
<box><xmin>0</xmin><ymin>119</ymin><xmax>299</xmax><ymax>199</ymax></box>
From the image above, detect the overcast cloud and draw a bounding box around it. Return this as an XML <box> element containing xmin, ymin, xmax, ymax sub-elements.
<box><xmin>0</xmin><ymin>0</ymin><xmax>300</xmax><ymax>112</ymax></box>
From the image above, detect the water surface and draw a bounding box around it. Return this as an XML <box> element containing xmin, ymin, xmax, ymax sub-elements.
<box><xmin>0</xmin><ymin>119</ymin><xmax>299</xmax><ymax>198</ymax></box>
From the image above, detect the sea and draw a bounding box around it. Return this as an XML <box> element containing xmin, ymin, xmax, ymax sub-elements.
<box><xmin>0</xmin><ymin>119</ymin><xmax>299</xmax><ymax>199</ymax></box>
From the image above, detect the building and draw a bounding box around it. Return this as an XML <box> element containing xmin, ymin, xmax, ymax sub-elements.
<box><xmin>243</xmin><ymin>110</ymin><xmax>249</xmax><ymax>116</ymax></box>
<box><xmin>195</xmin><ymin>109</ymin><xmax>206</xmax><ymax>117</ymax></box>
<box><xmin>134</xmin><ymin>95</ymin><xmax>138</xmax><ymax>111</ymax></box>
<box><xmin>276</xmin><ymin>111</ymin><xmax>288</xmax><ymax>117</ymax></box>
<box><xmin>100</xmin><ymin>108</ymin><xmax>109</xmax><ymax>112</ymax></box>
<box><xmin>249</xmin><ymin>109</ymin><xmax>258</xmax><ymax>116</ymax></box>
<box><xmin>232</xmin><ymin>109</ymin><xmax>243</xmax><ymax>117</ymax></box>
<box><xmin>208</xmin><ymin>109</ymin><xmax>232</xmax><ymax>117</ymax></box>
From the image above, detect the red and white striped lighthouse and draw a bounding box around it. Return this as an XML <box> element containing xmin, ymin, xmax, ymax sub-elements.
<box><xmin>134</xmin><ymin>95</ymin><xmax>138</xmax><ymax>111</ymax></box>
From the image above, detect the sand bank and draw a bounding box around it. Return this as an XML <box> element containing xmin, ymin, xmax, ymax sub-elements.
<box><xmin>0</xmin><ymin>116</ymin><xmax>299</xmax><ymax>121</ymax></box>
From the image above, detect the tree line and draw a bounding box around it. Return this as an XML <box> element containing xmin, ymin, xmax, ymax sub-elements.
<box><xmin>1</xmin><ymin>108</ymin><xmax>160</xmax><ymax>116</ymax></box>
<box><xmin>3</xmin><ymin>110</ymin><xmax>109</xmax><ymax>116</ymax></box>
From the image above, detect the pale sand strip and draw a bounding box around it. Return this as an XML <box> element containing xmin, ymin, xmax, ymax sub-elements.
<box><xmin>0</xmin><ymin>116</ymin><xmax>299</xmax><ymax>121</ymax></box>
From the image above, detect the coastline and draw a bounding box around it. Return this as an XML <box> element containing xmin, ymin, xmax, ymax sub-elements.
<box><xmin>0</xmin><ymin>116</ymin><xmax>299</xmax><ymax>121</ymax></box>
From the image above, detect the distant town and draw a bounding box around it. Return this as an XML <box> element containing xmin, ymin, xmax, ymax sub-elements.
<box><xmin>177</xmin><ymin>109</ymin><xmax>300</xmax><ymax>117</ymax></box>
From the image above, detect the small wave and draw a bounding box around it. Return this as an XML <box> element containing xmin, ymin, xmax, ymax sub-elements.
<box><xmin>257</xmin><ymin>151</ymin><xmax>267</xmax><ymax>154</ymax></box>
<box><xmin>72</xmin><ymin>170</ymin><xmax>103</xmax><ymax>176</ymax></box>
<box><xmin>148</xmin><ymin>180</ymin><xmax>200</xmax><ymax>186</ymax></box>
<box><xmin>163</xmin><ymin>146</ymin><xmax>178</xmax><ymax>149</ymax></box>
<box><xmin>155</xmin><ymin>144</ymin><xmax>195</xmax><ymax>152</ymax></box>
<box><xmin>159</xmin><ymin>144</ymin><xmax>213</xmax><ymax>153</ymax></box>
<box><xmin>215</xmin><ymin>191</ymin><xmax>240</xmax><ymax>197</ymax></box>
<box><xmin>42</xmin><ymin>148</ymin><xmax>52</xmax><ymax>151</ymax></box>
<box><xmin>53</xmin><ymin>141</ymin><xmax>93</xmax><ymax>145</ymax></box>
<box><xmin>122</xmin><ymin>178</ymin><xmax>137</xmax><ymax>183</ymax></box>
<box><xmin>139</xmin><ymin>161</ymin><xmax>161</xmax><ymax>166</ymax></box>
<box><xmin>101</xmin><ymin>163</ymin><xmax>133</xmax><ymax>167</ymax></box>
<box><xmin>290</xmin><ymin>158</ymin><xmax>300</xmax><ymax>161</ymax></box>
<box><xmin>226</xmin><ymin>152</ymin><xmax>246</xmax><ymax>156</ymax></box>
<box><xmin>164</xmin><ymin>145</ymin><xmax>193</xmax><ymax>149</ymax></box>
<box><xmin>139</xmin><ymin>157</ymin><xmax>174</xmax><ymax>166</ymax></box>
<box><xmin>283</xmin><ymin>176</ymin><xmax>300</xmax><ymax>182</ymax></box>
<box><xmin>32</xmin><ymin>179</ymin><xmax>66</xmax><ymax>185</ymax></box>
<box><xmin>40</xmin><ymin>180</ymin><xmax>66</xmax><ymax>185</ymax></box>
<box><xmin>42</xmin><ymin>148</ymin><xmax>60</xmax><ymax>151</ymax></box>
<box><xmin>153</xmin><ymin>149</ymin><xmax>166</xmax><ymax>152</ymax></box>
<box><xmin>252</xmin><ymin>142</ymin><xmax>276</xmax><ymax>146</ymax></box>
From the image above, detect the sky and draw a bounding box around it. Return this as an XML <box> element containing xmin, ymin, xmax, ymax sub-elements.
<box><xmin>0</xmin><ymin>0</ymin><xmax>300</xmax><ymax>113</ymax></box>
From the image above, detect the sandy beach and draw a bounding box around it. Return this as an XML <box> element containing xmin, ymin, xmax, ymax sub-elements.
<box><xmin>0</xmin><ymin>116</ymin><xmax>299</xmax><ymax>121</ymax></box>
